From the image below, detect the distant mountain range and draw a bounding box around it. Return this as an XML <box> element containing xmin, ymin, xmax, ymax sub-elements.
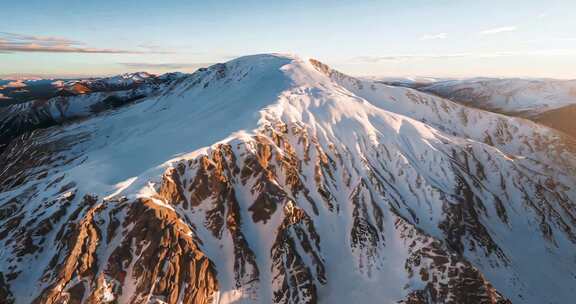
<box><xmin>1</xmin><ymin>54</ymin><xmax>575</xmax><ymax>304</ymax></box>
<box><xmin>376</xmin><ymin>77</ymin><xmax>576</xmax><ymax>138</ymax></box>
<box><xmin>0</xmin><ymin>72</ymin><xmax>166</xmax><ymax>106</ymax></box>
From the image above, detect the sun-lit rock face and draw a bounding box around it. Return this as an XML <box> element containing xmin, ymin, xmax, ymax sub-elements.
<box><xmin>1</xmin><ymin>54</ymin><xmax>575</xmax><ymax>304</ymax></box>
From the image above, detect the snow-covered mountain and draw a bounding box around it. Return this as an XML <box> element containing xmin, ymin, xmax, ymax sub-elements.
<box><xmin>0</xmin><ymin>72</ymin><xmax>171</xmax><ymax>107</ymax></box>
<box><xmin>0</xmin><ymin>72</ymin><xmax>186</xmax><ymax>152</ymax></box>
<box><xmin>377</xmin><ymin>77</ymin><xmax>576</xmax><ymax>138</ymax></box>
<box><xmin>60</xmin><ymin>72</ymin><xmax>158</xmax><ymax>95</ymax></box>
<box><xmin>379</xmin><ymin>77</ymin><xmax>576</xmax><ymax>115</ymax></box>
<box><xmin>1</xmin><ymin>54</ymin><xmax>576</xmax><ymax>304</ymax></box>
<box><xmin>0</xmin><ymin>79</ymin><xmax>68</xmax><ymax>106</ymax></box>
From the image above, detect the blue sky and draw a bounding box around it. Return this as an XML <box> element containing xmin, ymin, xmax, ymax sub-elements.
<box><xmin>1</xmin><ymin>0</ymin><xmax>575</xmax><ymax>78</ymax></box>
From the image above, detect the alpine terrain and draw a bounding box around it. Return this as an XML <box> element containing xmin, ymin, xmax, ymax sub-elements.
<box><xmin>377</xmin><ymin>77</ymin><xmax>576</xmax><ymax>138</ymax></box>
<box><xmin>1</xmin><ymin>54</ymin><xmax>576</xmax><ymax>304</ymax></box>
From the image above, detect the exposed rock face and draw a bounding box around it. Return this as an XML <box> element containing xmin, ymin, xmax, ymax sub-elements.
<box><xmin>1</xmin><ymin>54</ymin><xmax>576</xmax><ymax>303</ymax></box>
<box><xmin>29</xmin><ymin>196</ymin><xmax>218</xmax><ymax>304</ymax></box>
<box><xmin>0</xmin><ymin>273</ymin><xmax>15</xmax><ymax>304</ymax></box>
<box><xmin>399</xmin><ymin>218</ymin><xmax>510</xmax><ymax>304</ymax></box>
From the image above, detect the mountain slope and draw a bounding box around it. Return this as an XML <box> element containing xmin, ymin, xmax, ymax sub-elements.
<box><xmin>532</xmin><ymin>104</ymin><xmax>576</xmax><ymax>138</ymax></box>
<box><xmin>408</xmin><ymin>78</ymin><xmax>576</xmax><ymax>115</ymax></box>
<box><xmin>1</xmin><ymin>54</ymin><xmax>575</xmax><ymax>304</ymax></box>
<box><xmin>0</xmin><ymin>72</ymin><xmax>184</xmax><ymax>152</ymax></box>
<box><xmin>385</xmin><ymin>77</ymin><xmax>576</xmax><ymax>138</ymax></box>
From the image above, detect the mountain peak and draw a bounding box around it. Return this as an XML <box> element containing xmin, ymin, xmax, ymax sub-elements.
<box><xmin>118</xmin><ymin>71</ymin><xmax>155</xmax><ymax>80</ymax></box>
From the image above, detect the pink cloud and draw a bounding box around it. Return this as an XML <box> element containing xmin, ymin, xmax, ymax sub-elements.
<box><xmin>0</xmin><ymin>32</ymin><xmax>161</xmax><ymax>54</ymax></box>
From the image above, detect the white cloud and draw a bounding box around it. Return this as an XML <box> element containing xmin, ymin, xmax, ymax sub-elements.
<box><xmin>526</xmin><ymin>37</ymin><xmax>576</xmax><ymax>43</ymax></box>
<box><xmin>355</xmin><ymin>54</ymin><xmax>465</xmax><ymax>62</ymax></box>
<box><xmin>537</xmin><ymin>12</ymin><xmax>550</xmax><ymax>19</ymax></box>
<box><xmin>419</xmin><ymin>33</ymin><xmax>447</xmax><ymax>41</ymax></box>
<box><xmin>479</xmin><ymin>26</ymin><xmax>517</xmax><ymax>35</ymax></box>
<box><xmin>353</xmin><ymin>49</ymin><xmax>576</xmax><ymax>63</ymax></box>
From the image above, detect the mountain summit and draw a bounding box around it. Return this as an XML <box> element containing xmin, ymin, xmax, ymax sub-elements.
<box><xmin>1</xmin><ymin>54</ymin><xmax>575</xmax><ymax>304</ymax></box>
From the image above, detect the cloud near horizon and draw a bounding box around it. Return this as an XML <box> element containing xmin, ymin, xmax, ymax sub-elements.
<box><xmin>419</xmin><ymin>33</ymin><xmax>447</xmax><ymax>40</ymax></box>
<box><xmin>0</xmin><ymin>32</ymin><xmax>160</xmax><ymax>54</ymax></box>
<box><xmin>354</xmin><ymin>54</ymin><xmax>467</xmax><ymax>63</ymax></box>
<box><xmin>479</xmin><ymin>26</ymin><xmax>518</xmax><ymax>35</ymax></box>
<box><xmin>353</xmin><ymin>49</ymin><xmax>576</xmax><ymax>63</ymax></box>
<box><xmin>120</xmin><ymin>62</ymin><xmax>213</xmax><ymax>70</ymax></box>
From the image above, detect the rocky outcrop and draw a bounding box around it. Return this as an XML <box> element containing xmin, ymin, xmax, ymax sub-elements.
<box><xmin>399</xmin><ymin>218</ymin><xmax>510</xmax><ymax>304</ymax></box>
<box><xmin>24</xmin><ymin>194</ymin><xmax>218</xmax><ymax>304</ymax></box>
